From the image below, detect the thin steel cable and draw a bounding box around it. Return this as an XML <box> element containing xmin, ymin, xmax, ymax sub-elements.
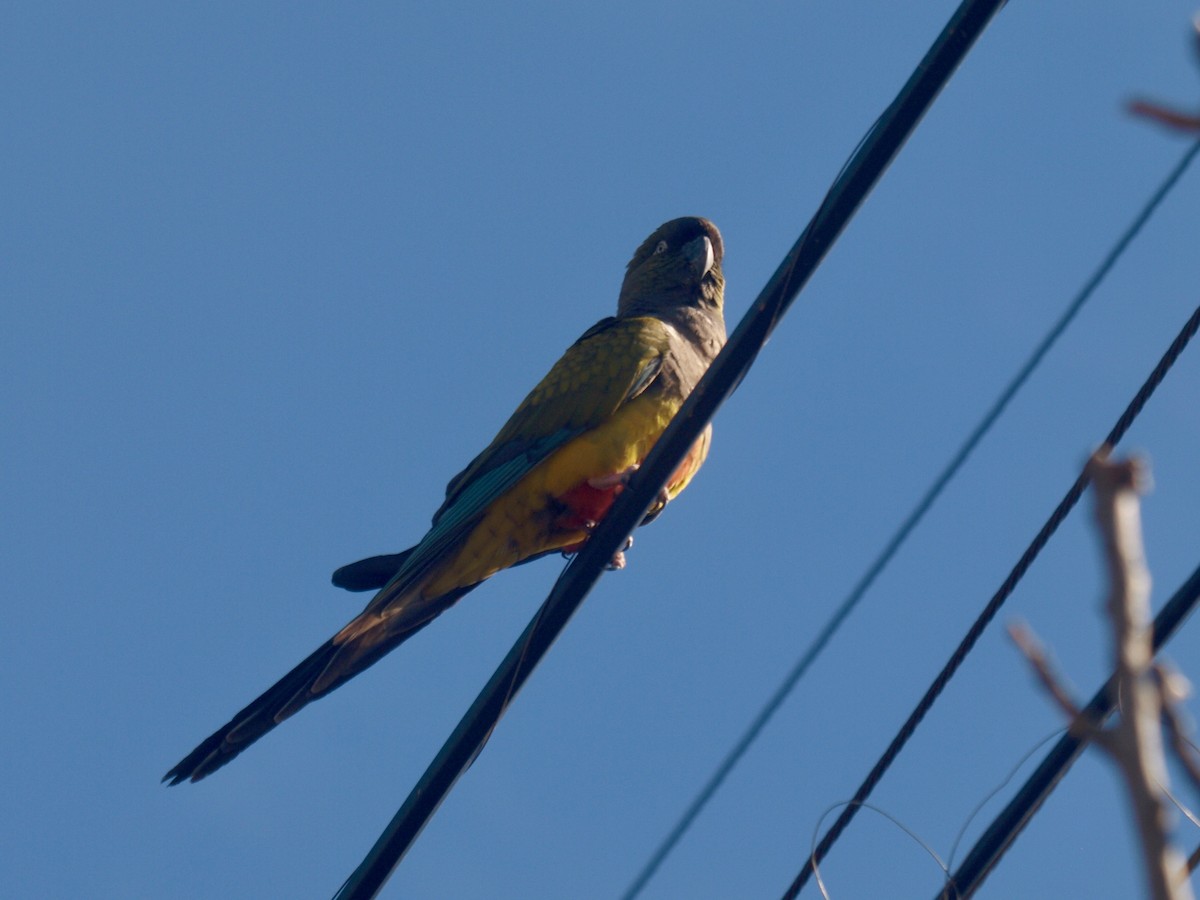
<box><xmin>623</xmin><ymin>136</ymin><xmax>1200</xmax><ymax>900</ymax></box>
<box><xmin>784</xmin><ymin>301</ymin><xmax>1200</xmax><ymax>899</ymax></box>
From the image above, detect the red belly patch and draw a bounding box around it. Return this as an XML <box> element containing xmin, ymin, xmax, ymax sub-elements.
<box><xmin>554</xmin><ymin>480</ymin><xmax>623</xmax><ymax>533</ymax></box>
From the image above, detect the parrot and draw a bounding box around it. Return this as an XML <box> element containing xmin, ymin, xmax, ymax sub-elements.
<box><xmin>164</xmin><ymin>216</ymin><xmax>726</xmax><ymax>784</ymax></box>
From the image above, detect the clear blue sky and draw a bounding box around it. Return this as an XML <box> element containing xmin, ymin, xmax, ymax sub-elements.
<box><xmin>5</xmin><ymin>2</ymin><xmax>1200</xmax><ymax>897</ymax></box>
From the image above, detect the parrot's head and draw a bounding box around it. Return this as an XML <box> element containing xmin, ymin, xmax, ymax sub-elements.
<box><xmin>618</xmin><ymin>217</ymin><xmax>725</xmax><ymax>320</ymax></box>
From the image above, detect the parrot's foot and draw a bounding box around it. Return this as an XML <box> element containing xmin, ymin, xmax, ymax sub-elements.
<box><xmin>651</xmin><ymin>484</ymin><xmax>671</xmax><ymax>514</ymax></box>
<box><xmin>561</xmin><ymin>534</ymin><xmax>633</xmax><ymax>570</ymax></box>
<box><xmin>607</xmin><ymin>535</ymin><xmax>634</xmax><ymax>570</ymax></box>
<box><xmin>589</xmin><ymin>465</ymin><xmax>672</xmax><ymax>513</ymax></box>
<box><xmin>588</xmin><ymin>465</ymin><xmax>639</xmax><ymax>490</ymax></box>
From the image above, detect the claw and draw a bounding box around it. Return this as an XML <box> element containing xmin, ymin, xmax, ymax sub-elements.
<box><xmin>638</xmin><ymin>486</ymin><xmax>673</xmax><ymax>526</ymax></box>
<box><xmin>606</xmin><ymin>535</ymin><xmax>634</xmax><ymax>570</ymax></box>
<box><xmin>588</xmin><ymin>464</ymin><xmax>639</xmax><ymax>490</ymax></box>
<box><xmin>562</xmin><ymin>533</ymin><xmax>634</xmax><ymax>571</ymax></box>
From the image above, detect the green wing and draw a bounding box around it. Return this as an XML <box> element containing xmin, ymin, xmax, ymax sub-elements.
<box><xmin>438</xmin><ymin>316</ymin><xmax>670</xmax><ymax>516</ymax></box>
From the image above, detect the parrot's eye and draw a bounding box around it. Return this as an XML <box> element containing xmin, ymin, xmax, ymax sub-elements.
<box><xmin>653</xmin><ymin>240</ymin><xmax>668</xmax><ymax>255</ymax></box>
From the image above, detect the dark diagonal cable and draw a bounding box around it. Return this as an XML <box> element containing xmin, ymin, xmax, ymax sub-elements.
<box><xmin>939</xmin><ymin>560</ymin><xmax>1200</xmax><ymax>899</ymax></box>
<box><xmin>624</xmin><ymin>136</ymin><xmax>1200</xmax><ymax>900</ymax></box>
<box><xmin>784</xmin><ymin>301</ymin><xmax>1200</xmax><ymax>899</ymax></box>
<box><xmin>333</xmin><ymin>0</ymin><xmax>1007</xmax><ymax>896</ymax></box>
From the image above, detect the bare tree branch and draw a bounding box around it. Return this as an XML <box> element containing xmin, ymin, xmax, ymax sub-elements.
<box><xmin>1088</xmin><ymin>453</ymin><xmax>1191</xmax><ymax>900</ymax></box>
<box><xmin>1012</xmin><ymin>452</ymin><xmax>1194</xmax><ymax>900</ymax></box>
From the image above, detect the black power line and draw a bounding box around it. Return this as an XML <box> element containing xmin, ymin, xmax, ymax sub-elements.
<box><xmin>783</xmin><ymin>301</ymin><xmax>1200</xmax><ymax>899</ymax></box>
<box><xmin>626</xmin><ymin>136</ymin><xmax>1200</xmax><ymax>900</ymax></box>
<box><xmin>332</xmin><ymin>0</ymin><xmax>1010</xmax><ymax>895</ymax></box>
<box><xmin>938</xmin><ymin>560</ymin><xmax>1200</xmax><ymax>899</ymax></box>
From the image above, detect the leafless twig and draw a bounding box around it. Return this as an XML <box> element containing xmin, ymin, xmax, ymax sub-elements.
<box><xmin>1006</xmin><ymin>621</ymin><xmax>1112</xmax><ymax>750</ymax></box>
<box><xmin>1129</xmin><ymin>14</ymin><xmax>1200</xmax><ymax>134</ymax></box>
<box><xmin>1158</xmin><ymin>666</ymin><xmax>1200</xmax><ymax>800</ymax></box>
<box><xmin>1010</xmin><ymin>452</ymin><xmax>1194</xmax><ymax>900</ymax></box>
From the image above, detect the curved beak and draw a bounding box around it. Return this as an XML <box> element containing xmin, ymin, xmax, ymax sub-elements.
<box><xmin>683</xmin><ymin>235</ymin><xmax>715</xmax><ymax>281</ymax></box>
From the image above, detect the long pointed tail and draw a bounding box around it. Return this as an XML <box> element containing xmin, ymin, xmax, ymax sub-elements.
<box><xmin>164</xmin><ymin>583</ymin><xmax>475</xmax><ymax>784</ymax></box>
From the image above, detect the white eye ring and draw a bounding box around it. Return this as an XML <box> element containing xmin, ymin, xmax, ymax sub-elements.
<box><xmin>653</xmin><ymin>240</ymin><xmax>668</xmax><ymax>255</ymax></box>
